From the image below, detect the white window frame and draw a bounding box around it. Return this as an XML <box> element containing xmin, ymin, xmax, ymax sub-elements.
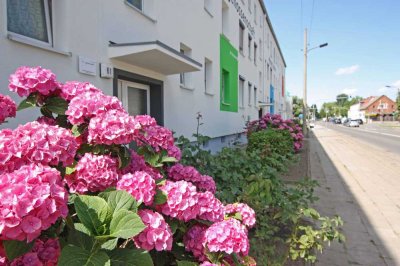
<box><xmin>239</xmin><ymin>21</ymin><xmax>245</xmax><ymax>53</ymax></box>
<box><xmin>126</xmin><ymin>0</ymin><xmax>143</xmax><ymax>11</ymax></box>
<box><xmin>204</xmin><ymin>58</ymin><xmax>213</xmax><ymax>94</ymax></box>
<box><xmin>254</xmin><ymin>86</ymin><xmax>258</xmax><ymax>107</ymax></box>
<box><xmin>118</xmin><ymin>80</ymin><xmax>150</xmax><ymax>115</ymax></box>
<box><xmin>248</xmin><ymin>82</ymin><xmax>252</xmax><ymax>106</ymax></box>
<box><xmin>7</xmin><ymin>0</ymin><xmax>53</xmax><ymax>47</ymax></box>
<box><xmin>239</xmin><ymin>76</ymin><xmax>245</xmax><ymax>108</ymax></box>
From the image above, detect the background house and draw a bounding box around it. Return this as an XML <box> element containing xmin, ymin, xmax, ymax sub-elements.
<box><xmin>0</xmin><ymin>0</ymin><xmax>289</xmax><ymax>151</ymax></box>
<box><xmin>360</xmin><ymin>95</ymin><xmax>397</xmax><ymax>122</ymax></box>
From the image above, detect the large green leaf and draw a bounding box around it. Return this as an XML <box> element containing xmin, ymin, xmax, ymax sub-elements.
<box><xmin>109</xmin><ymin>209</ymin><xmax>145</xmax><ymax>239</ymax></box>
<box><xmin>99</xmin><ymin>190</ymin><xmax>137</xmax><ymax>214</ymax></box>
<box><xmin>58</xmin><ymin>245</ymin><xmax>110</xmax><ymax>266</ymax></box>
<box><xmin>67</xmin><ymin>227</ymin><xmax>95</xmax><ymax>251</ymax></box>
<box><xmin>3</xmin><ymin>240</ymin><xmax>34</xmax><ymax>260</ymax></box>
<box><xmin>153</xmin><ymin>188</ymin><xmax>168</xmax><ymax>205</ymax></box>
<box><xmin>45</xmin><ymin>96</ymin><xmax>69</xmax><ymax>115</ymax></box>
<box><xmin>108</xmin><ymin>249</ymin><xmax>153</xmax><ymax>266</ymax></box>
<box><xmin>74</xmin><ymin>195</ymin><xmax>113</xmax><ymax>236</ymax></box>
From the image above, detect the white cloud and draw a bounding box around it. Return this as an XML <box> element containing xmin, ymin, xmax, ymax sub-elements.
<box><xmin>378</xmin><ymin>87</ymin><xmax>388</xmax><ymax>93</ymax></box>
<box><xmin>392</xmin><ymin>80</ymin><xmax>400</xmax><ymax>88</ymax></box>
<box><xmin>335</xmin><ymin>65</ymin><xmax>360</xmax><ymax>75</ymax></box>
<box><xmin>341</xmin><ymin>88</ymin><xmax>357</xmax><ymax>95</ymax></box>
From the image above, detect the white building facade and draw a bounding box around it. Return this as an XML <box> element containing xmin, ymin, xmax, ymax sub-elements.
<box><xmin>348</xmin><ymin>103</ymin><xmax>366</xmax><ymax>122</ymax></box>
<box><xmin>0</xmin><ymin>0</ymin><xmax>287</xmax><ymax>150</ymax></box>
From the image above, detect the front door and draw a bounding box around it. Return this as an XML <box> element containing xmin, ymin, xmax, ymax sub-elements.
<box><xmin>118</xmin><ymin>80</ymin><xmax>150</xmax><ymax>116</ymax></box>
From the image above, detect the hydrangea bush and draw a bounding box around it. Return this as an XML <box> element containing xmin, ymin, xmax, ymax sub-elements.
<box><xmin>0</xmin><ymin>66</ymin><xmax>256</xmax><ymax>266</ymax></box>
<box><xmin>246</xmin><ymin>113</ymin><xmax>304</xmax><ymax>152</ymax></box>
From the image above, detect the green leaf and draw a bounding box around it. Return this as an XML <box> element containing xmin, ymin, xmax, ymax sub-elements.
<box><xmin>117</xmin><ymin>146</ymin><xmax>131</xmax><ymax>169</ymax></box>
<box><xmin>67</xmin><ymin>227</ymin><xmax>95</xmax><ymax>251</ymax></box>
<box><xmin>108</xmin><ymin>249</ymin><xmax>153</xmax><ymax>266</ymax></box>
<box><xmin>153</xmin><ymin>189</ymin><xmax>168</xmax><ymax>205</ymax></box>
<box><xmin>109</xmin><ymin>209</ymin><xmax>145</xmax><ymax>239</ymax></box>
<box><xmin>74</xmin><ymin>195</ymin><xmax>113</xmax><ymax>236</ymax></box>
<box><xmin>99</xmin><ymin>190</ymin><xmax>137</xmax><ymax>213</ymax></box>
<box><xmin>17</xmin><ymin>94</ymin><xmax>38</xmax><ymax>111</ymax></box>
<box><xmin>176</xmin><ymin>261</ymin><xmax>198</xmax><ymax>266</ymax></box>
<box><xmin>40</xmin><ymin>106</ymin><xmax>53</xmax><ymax>118</ymax></box>
<box><xmin>58</xmin><ymin>245</ymin><xmax>110</xmax><ymax>266</ymax></box>
<box><xmin>3</xmin><ymin>240</ymin><xmax>34</xmax><ymax>260</ymax></box>
<box><xmin>161</xmin><ymin>156</ymin><xmax>178</xmax><ymax>163</ymax></box>
<box><xmin>101</xmin><ymin>238</ymin><xmax>119</xmax><ymax>250</ymax></box>
<box><xmin>66</xmin><ymin>166</ymin><xmax>76</xmax><ymax>175</ymax></box>
<box><xmin>71</xmin><ymin>124</ymin><xmax>88</xmax><ymax>137</ymax></box>
<box><xmin>45</xmin><ymin>96</ymin><xmax>69</xmax><ymax>115</ymax></box>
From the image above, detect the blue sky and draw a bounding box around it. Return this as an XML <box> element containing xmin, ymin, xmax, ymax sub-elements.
<box><xmin>264</xmin><ymin>0</ymin><xmax>400</xmax><ymax>108</ymax></box>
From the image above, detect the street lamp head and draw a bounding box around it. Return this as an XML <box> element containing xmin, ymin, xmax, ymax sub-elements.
<box><xmin>319</xmin><ymin>43</ymin><xmax>328</xmax><ymax>48</ymax></box>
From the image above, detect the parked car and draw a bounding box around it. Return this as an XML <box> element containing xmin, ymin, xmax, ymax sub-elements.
<box><xmin>356</xmin><ymin>119</ymin><xmax>364</xmax><ymax>125</ymax></box>
<box><xmin>342</xmin><ymin>118</ymin><xmax>350</xmax><ymax>126</ymax></box>
<box><xmin>334</xmin><ymin>118</ymin><xmax>341</xmax><ymax>124</ymax></box>
<box><xmin>349</xmin><ymin>120</ymin><xmax>360</xmax><ymax>127</ymax></box>
<box><xmin>309</xmin><ymin>122</ymin><xmax>315</xmax><ymax>128</ymax></box>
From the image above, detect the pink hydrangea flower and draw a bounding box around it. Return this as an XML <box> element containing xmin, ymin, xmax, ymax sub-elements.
<box><xmin>225</xmin><ymin>203</ymin><xmax>256</xmax><ymax>228</ymax></box>
<box><xmin>88</xmin><ymin>109</ymin><xmax>141</xmax><ymax>145</ymax></box>
<box><xmin>0</xmin><ymin>164</ymin><xmax>68</xmax><ymax>242</ymax></box>
<box><xmin>8</xmin><ymin>66</ymin><xmax>59</xmax><ymax>97</ymax></box>
<box><xmin>197</xmin><ymin>192</ymin><xmax>224</xmax><ymax>222</ymax></box>
<box><xmin>118</xmin><ymin>150</ymin><xmax>163</xmax><ymax>180</ymax></box>
<box><xmin>167</xmin><ymin>145</ymin><xmax>182</xmax><ymax>161</ymax></box>
<box><xmin>156</xmin><ymin>180</ymin><xmax>199</xmax><ymax>221</ymax></box>
<box><xmin>66</xmin><ymin>91</ymin><xmax>125</xmax><ymax>125</ymax></box>
<box><xmin>135</xmin><ymin>115</ymin><xmax>157</xmax><ymax>128</ymax></box>
<box><xmin>0</xmin><ymin>94</ymin><xmax>16</xmax><ymax>124</ymax></box>
<box><xmin>200</xmin><ymin>262</ymin><xmax>218</xmax><ymax>266</ymax></box>
<box><xmin>0</xmin><ymin>122</ymin><xmax>78</xmax><ymax>174</ymax></box>
<box><xmin>65</xmin><ymin>153</ymin><xmax>119</xmax><ymax>194</ymax></box>
<box><xmin>183</xmin><ymin>224</ymin><xmax>208</xmax><ymax>262</ymax></box>
<box><xmin>60</xmin><ymin>81</ymin><xmax>101</xmax><ymax>101</ymax></box>
<box><xmin>203</xmin><ymin>218</ymin><xmax>249</xmax><ymax>255</ymax></box>
<box><xmin>168</xmin><ymin>164</ymin><xmax>216</xmax><ymax>194</ymax></box>
<box><xmin>0</xmin><ymin>241</ymin><xmax>7</xmax><ymax>265</ymax></box>
<box><xmin>134</xmin><ymin>209</ymin><xmax>173</xmax><ymax>251</ymax></box>
<box><xmin>136</xmin><ymin>125</ymin><xmax>175</xmax><ymax>153</ymax></box>
<box><xmin>117</xmin><ymin>171</ymin><xmax>156</xmax><ymax>206</ymax></box>
<box><xmin>36</xmin><ymin>116</ymin><xmax>57</xmax><ymax>126</ymax></box>
<box><xmin>9</xmin><ymin>238</ymin><xmax>60</xmax><ymax>266</ymax></box>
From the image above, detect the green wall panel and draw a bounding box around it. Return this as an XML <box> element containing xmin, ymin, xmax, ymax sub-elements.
<box><xmin>220</xmin><ymin>35</ymin><xmax>238</xmax><ymax>112</ymax></box>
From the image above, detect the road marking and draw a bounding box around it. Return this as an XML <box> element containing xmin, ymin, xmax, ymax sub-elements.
<box><xmin>320</xmin><ymin>124</ymin><xmax>400</xmax><ymax>138</ymax></box>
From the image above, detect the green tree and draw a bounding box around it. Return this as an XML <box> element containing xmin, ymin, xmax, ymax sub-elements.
<box><xmin>292</xmin><ymin>96</ymin><xmax>304</xmax><ymax>117</ymax></box>
<box><xmin>336</xmin><ymin>93</ymin><xmax>349</xmax><ymax>106</ymax></box>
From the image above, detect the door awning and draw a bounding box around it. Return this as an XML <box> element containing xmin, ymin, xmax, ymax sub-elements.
<box><xmin>108</xmin><ymin>41</ymin><xmax>202</xmax><ymax>75</ymax></box>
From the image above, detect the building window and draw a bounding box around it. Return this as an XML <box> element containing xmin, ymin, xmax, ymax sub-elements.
<box><xmin>259</xmin><ymin>39</ymin><xmax>262</xmax><ymax>61</ymax></box>
<box><xmin>204</xmin><ymin>58</ymin><xmax>213</xmax><ymax>94</ymax></box>
<box><xmin>180</xmin><ymin>44</ymin><xmax>193</xmax><ymax>89</ymax></box>
<box><xmin>254</xmin><ymin>86</ymin><xmax>257</xmax><ymax>106</ymax></box>
<box><xmin>221</xmin><ymin>70</ymin><xmax>230</xmax><ymax>103</ymax></box>
<box><xmin>239</xmin><ymin>76</ymin><xmax>245</xmax><ymax>108</ymax></box>
<box><xmin>239</xmin><ymin>21</ymin><xmax>245</xmax><ymax>53</ymax></box>
<box><xmin>248</xmin><ymin>0</ymin><xmax>252</xmax><ymax>13</ymax></box>
<box><xmin>204</xmin><ymin>0</ymin><xmax>214</xmax><ymax>16</ymax></box>
<box><xmin>254</xmin><ymin>4</ymin><xmax>257</xmax><ymax>23</ymax></box>
<box><xmin>126</xmin><ymin>0</ymin><xmax>143</xmax><ymax>10</ymax></box>
<box><xmin>254</xmin><ymin>43</ymin><xmax>257</xmax><ymax>65</ymax></box>
<box><xmin>267</xmin><ymin>63</ymin><xmax>270</xmax><ymax>80</ymax></box>
<box><xmin>248</xmin><ymin>35</ymin><xmax>252</xmax><ymax>60</ymax></box>
<box><xmin>248</xmin><ymin>82</ymin><xmax>252</xmax><ymax>106</ymax></box>
<box><xmin>7</xmin><ymin>0</ymin><xmax>53</xmax><ymax>46</ymax></box>
<box><xmin>222</xmin><ymin>0</ymin><xmax>229</xmax><ymax>35</ymax></box>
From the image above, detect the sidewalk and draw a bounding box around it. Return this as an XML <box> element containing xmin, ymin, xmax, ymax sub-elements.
<box><xmin>309</xmin><ymin>126</ymin><xmax>399</xmax><ymax>266</ymax></box>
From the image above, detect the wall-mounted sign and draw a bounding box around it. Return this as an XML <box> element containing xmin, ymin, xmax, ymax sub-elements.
<box><xmin>229</xmin><ymin>0</ymin><xmax>255</xmax><ymax>37</ymax></box>
<box><xmin>78</xmin><ymin>56</ymin><xmax>97</xmax><ymax>76</ymax></box>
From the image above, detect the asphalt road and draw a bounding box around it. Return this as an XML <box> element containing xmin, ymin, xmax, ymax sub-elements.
<box><xmin>316</xmin><ymin>122</ymin><xmax>400</xmax><ymax>156</ymax></box>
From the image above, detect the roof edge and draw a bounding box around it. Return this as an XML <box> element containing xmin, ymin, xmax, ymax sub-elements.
<box><xmin>258</xmin><ymin>0</ymin><xmax>286</xmax><ymax>67</ymax></box>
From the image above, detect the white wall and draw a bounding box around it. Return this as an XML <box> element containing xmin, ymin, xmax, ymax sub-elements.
<box><xmin>0</xmin><ymin>0</ymin><xmax>287</xmax><ymax>140</ymax></box>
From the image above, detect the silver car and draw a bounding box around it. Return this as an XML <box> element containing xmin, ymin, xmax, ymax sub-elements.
<box><xmin>349</xmin><ymin>120</ymin><xmax>360</xmax><ymax>127</ymax></box>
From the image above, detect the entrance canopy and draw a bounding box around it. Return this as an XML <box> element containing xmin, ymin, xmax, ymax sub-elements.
<box><xmin>109</xmin><ymin>41</ymin><xmax>202</xmax><ymax>75</ymax></box>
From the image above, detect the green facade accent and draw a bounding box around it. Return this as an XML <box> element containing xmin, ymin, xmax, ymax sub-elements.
<box><xmin>220</xmin><ymin>35</ymin><xmax>238</xmax><ymax>112</ymax></box>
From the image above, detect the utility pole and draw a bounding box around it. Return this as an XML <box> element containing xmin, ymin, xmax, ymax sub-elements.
<box><xmin>302</xmin><ymin>29</ymin><xmax>308</xmax><ymax>137</ymax></box>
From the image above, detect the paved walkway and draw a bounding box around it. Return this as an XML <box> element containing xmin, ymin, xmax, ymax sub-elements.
<box><xmin>309</xmin><ymin>125</ymin><xmax>400</xmax><ymax>266</ymax></box>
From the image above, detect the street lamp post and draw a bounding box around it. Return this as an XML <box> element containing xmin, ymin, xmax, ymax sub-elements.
<box><xmin>302</xmin><ymin>28</ymin><xmax>328</xmax><ymax>137</ymax></box>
